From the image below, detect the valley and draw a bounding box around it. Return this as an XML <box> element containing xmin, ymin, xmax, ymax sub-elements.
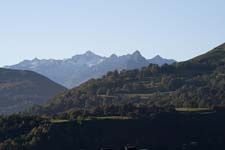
<box><xmin>1</xmin><ymin>1</ymin><xmax>225</xmax><ymax>149</ymax></box>
<box><xmin>1</xmin><ymin>42</ymin><xmax>225</xmax><ymax>149</ymax></box>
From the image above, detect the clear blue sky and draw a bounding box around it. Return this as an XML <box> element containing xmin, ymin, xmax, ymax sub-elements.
<box><xmin>1</xmin><ymin>0</ymin><xmax>225</xmax><ymax>66</ymax></box>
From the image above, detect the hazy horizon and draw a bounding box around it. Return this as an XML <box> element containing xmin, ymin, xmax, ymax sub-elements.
<box><xmin>0</xmin><ymin>45</ymin><xmax>222</xmax><ymax>67</ymax></box>
<box><xmin>1</xmin><ymin>0</ymin><xmax>225</xmax><ymax>67</ymax></box>
<box><xmin>3</xmin><ymin>50</ymin><xmax>175</xmax><ymax>66</ymax></box>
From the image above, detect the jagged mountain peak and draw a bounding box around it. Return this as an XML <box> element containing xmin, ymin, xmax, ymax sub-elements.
<box><xmin>70</xmin><ymin>51</ymin><xmax>104</xmax><ymax>67</ymax></box>
<box><xmin>109</xmin><ymin>54</ymin><xmax>118</xmax><ymax>58</ymax></box>
<box><xmin>132</xmin><ymin>50</ymin><xmax>142</xmax><ymax>56</ymax></box>
<box><xmin>129</xmin><ymin>50</ymin><xmax>147</xmax><ymax>62</ymax></box>
<box><xmin>153</xmin><ymin>55</ymin><xmax>163</xmax><ymax>59</ymax></box>
<box><xmin>148</xmin><ymin>55</ymin><xmax>176</xmax><ymax>66</ymax></box>
<box><xmin>33</xmin><ymin>57</ymin><xmax>39</xmax><ymax>60</ymax></box>
<box><xmin>84</xmin><ymin>50</ymin><xmax>97</xmax><ymax>56</ymax></box>
<box><xmin>72</xmin><ymin>51</ymin><xmax>100</xmax><ymax>58</ymax></box>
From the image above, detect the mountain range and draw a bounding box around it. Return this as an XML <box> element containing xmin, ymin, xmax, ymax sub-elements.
<box><xmin>33</xmin><ymin>42</ymin><xmax>225</xmax><ymax>115</ymax></box>
<box><xmin>0</xmin><ymin>68</ymin><xmax>66</xmax><ymax>114</ymax></box>
<box><xmin>5</xmin><ymin>51</ymin><xmax>176</xmax><ymax>88</ymax></box>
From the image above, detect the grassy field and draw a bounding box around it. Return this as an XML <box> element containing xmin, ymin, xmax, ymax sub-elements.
<box><xmin>94</xmin><ymin>116</ymin><xmax>131</xmax><ymax>120</ymax></box>
<box><xmin>51</xmin><ymin>108</ymin><xmax>213</xmax><ymax>124</ymax></box>
<box><xmin>50</xmin><ymin>116</ymin><xmax>131</xmax><ymax>123</ymax></box>
<box><xmin>50</xmin><ymin>119</ymin><xmax>70</xmax><ymax>123</ymax></box>
<box><xmin>176</xmin><ymin>107</ymin><xmax>212</xmax><ymax>112</ymax></box>
<box><xmin>125</xmin><ymin>92</ymin><xmax>173</xmax><ymax>98</ymax></box>
<box><xmin>83</xmin><ymin>116</ymin><xmax>131</xmax><ymax>121</ymax></box>
<box><xmin>125</xmin><ymin>93</ymin><xmax>154</xmax><ymax>98</ymax></box>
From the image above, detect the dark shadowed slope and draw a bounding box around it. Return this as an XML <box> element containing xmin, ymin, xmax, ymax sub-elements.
<box><xmin>1</xmin><ymin>112</ymin><xmax>225</xmax><ymax>150</ymax></box>
<box><xmin>0</xmin><ymin>68</ymin><xmax>66</xmax><ymax>114</ymax></box>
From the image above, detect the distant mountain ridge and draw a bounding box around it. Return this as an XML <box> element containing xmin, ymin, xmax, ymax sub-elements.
<box><xmin>0</xmin><ymin>68</ymin><xmax>66</xmax><ymax>114</ymax></box>
<box><xmin>148</xmin><ymin>55</ymin><xmax>176</xmax><ymax>66</ymax></box>
<box><xmin>5</xmin><ymin>51</ymin><xmax>176</xmax><ymax>88</ymax></box>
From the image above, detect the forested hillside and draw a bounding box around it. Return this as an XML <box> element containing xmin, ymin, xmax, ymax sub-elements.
<box><xmin>34</xmin><ymin>43</ymin><xmax>225</xmax><ymax>115</ymax></box>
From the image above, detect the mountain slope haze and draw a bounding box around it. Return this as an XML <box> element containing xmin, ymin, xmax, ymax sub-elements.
<box><xmin>6</xmin><ymin>51</ymin><xmax>176</xmax><ymax>88</ymax></box>
<box><xmin>0</xmin><ymin>68</ymin><xmax>66</xmax><ymax>114</ymax></box>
